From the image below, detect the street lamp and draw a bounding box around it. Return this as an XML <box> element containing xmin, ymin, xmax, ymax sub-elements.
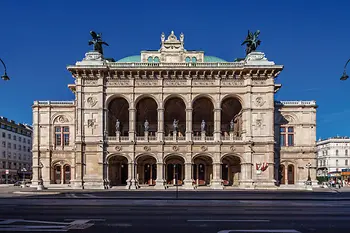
<box><xmin>21</xmin><ymin>168</ymin><xmax>27</xmax><ymax>187</ymax></box>
<box><xmin>0</xmin><ymin>58</ymin><xmax>10</xmax><ymax>81</ymax></box>
<box><xmin>306</xmin><ymin>162</ymin><xmax>312</xmax><ymax>185</ymax></box>
<box><xmin>340</xmin><ymin>58</ymin><xmax>350</xmax><ymax>81</ymax></box>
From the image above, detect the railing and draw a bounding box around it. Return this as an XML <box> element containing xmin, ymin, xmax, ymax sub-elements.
<box><xmin>148</xmin><ymin>136</ymin><xmax>157</xmax><ymax>141</ymax></box>
<box><xmin>275</xmin><ymin>100</ymin><xmax>316</xmax><ymax>106</ymax></box>
<box><xmin>164</xmin><ymin>136</ymin><xmax>173</xmax><ymax>141</ymax></box>
<box><xmin>193</xmin><ymin>136</ymin><xmax>201</xmax><ymax>141</ymax></box>
<box><xmin>108</xmin><ymin>62</ymin><xmax>245</xmax><ymax>68</ymax></box>
<box><xmin>221</xmin><ymin>136</ymin><xmax>243</xmax><ymax>141</ymax></box>
<box><xmin>35</xmin><ymin>101</ymin><xmax>75</xmax><ymax>105</ymax></box>
<box><xmin>120</xmin><ymin>136</ymin><xmax>129</xmax><ymax>141</ymax></box>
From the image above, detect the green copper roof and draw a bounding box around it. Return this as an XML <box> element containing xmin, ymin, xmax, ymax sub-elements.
<box><xmin>115</xmin><ymin>55</ymin><xmax>227</xmax><ymax>63</ymax></box>
<box><xmin>203</xmin><ymin>56</ymin><xmax>227</xmax><ymax>62</ymax></box>
<box><xmin>116</xmin><ymin>55</ymin><xmax>141</xmax><ymax>62</ymax></box>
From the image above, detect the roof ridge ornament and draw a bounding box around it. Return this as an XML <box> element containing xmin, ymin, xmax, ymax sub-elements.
<box><xmin>241</xmin><ymin>30</ymin><xmax>261</xmax><ymax>56</ymax></box>
<box><xmin>88</xmin><ymin>31</ymin><xmax>109</xmax><ymax>55</ymax></box>
<box><xmin>159</xmin><ymin>30</ymin><xmax>185</xmax><ymax>52</ymax></box>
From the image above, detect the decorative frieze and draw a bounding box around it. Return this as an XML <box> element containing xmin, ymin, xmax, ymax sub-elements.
<box><xmin>164</xmin><ymin>80</ymin><xmax>187</xmax><ymax>86</ymax></box>
<box><xmin>252</xmin><ymin>80</ymin><xmax>266</xmax><ymax>85</ymax></box>
<box><xmin>193</xmin><ymin>80</ymin><xmax>216</xmax><ymax>86</ymax></box>
<box><xmin>135</xmin><ymin>80</ymin><xmax>158</xmax><ymax>86</ymax></box>
<box><xmin>107</xmin><ymin>80</ymin><xmax>130</xmax><ymax>86</ymax></box>
<box><xmin>221</xmin><ymin>80</ymin><xmax>244</xmax><ymax>86</ymax></box>
<box><xmin>84</xmin><ymin>79</ymin><xmax>98</xmax><ymax>85</ymax></box>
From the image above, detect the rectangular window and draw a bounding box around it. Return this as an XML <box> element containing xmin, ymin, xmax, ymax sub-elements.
<box><xmin>346</xmin><ymin>160</ymin><xmax>348</xmax><ymax>166</ymax></box>
<box><xmin>55</xmin><ymin>126</ymin><xmax>70</xmax><ymax>147</ymax></box>
<box><xmin>2</xmin><ymin>132</ymin><xmax>5</xmax><ymax>138</ymax></box>
<box><xmin>7</xmin><ymin>134</ymin><xmax>11</xmax><ymax>139</ymax></box>
<box><xmin>280</xmin><ymin>126</ymin><xmax>294</xmax><ymax>147</ymax></box>
<box><xmin>13</xmin><ymin>135</ymin><xmax>16</xmax><ymax>141</ymax></box>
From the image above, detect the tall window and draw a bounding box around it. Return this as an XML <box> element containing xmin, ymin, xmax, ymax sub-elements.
<box><xmin>336</xmin><ymin>150</ymin><xmax>339</xmax><ymax>156</ymax></box>
<box><xmin>346</xmin><ymin>150</ymin><xmax>348</xmax><ymax>156</ymax></box>
<box><xmin>346</xmin><ymin>160</ymin><xmax>348</xmax><ymax>166</ymax></box>
<box><xmin>55</xmin><ymin>126</ymin><xmax>70</xmax><ymax>147</ymax></box>
<box><xmin>280</xmin><ymin>126</ymin><xmax>294</xmax><ymax>146</ymax></box>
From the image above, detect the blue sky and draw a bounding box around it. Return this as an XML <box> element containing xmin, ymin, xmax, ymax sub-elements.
<box><xmin>0</xmin><ymin>0</ymin><xmax>349</xmax><ymax>139</ymax></box>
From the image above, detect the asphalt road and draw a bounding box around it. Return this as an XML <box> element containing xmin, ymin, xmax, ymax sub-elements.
<box><xmin>0</xmin><ymin>192</ymin><xmax>349</xmax><ymax>233</ymax></box>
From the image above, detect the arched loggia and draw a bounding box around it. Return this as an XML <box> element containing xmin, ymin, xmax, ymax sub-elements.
<box><xmin>108</xmin><ymin>97</ymin><xmax>129</xmax><ymax>136</ymax></box>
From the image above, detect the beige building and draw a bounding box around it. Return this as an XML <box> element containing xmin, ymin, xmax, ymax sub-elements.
<box><xmin>31</xmin><ymin>31</ymin><xmax>317</xmax><ymax>189</ymax></box>
<box><xmin>0</xmin><ymin>116</ymin><xmax>32</xmax><ymax>183</ymax></box>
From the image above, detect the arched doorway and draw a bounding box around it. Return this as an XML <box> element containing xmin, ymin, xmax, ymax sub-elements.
<box><xmin>192</xmin><ymin>97</ymin><xmax>214</xmax><ymax>137</ymax></box>
<box><xmin>137</xmin><ymin>155</ymin><xmax>157</xmax><ymax>185</ymax></box>
<box><xmin>287</xmin><ymin>164</ymin><xmax>295</xmax><ymax>184</ymax></box>
<box><xmin>108</xmin><ymin>97</ymin><xmax>129</xmax><ymax>136</ymax></box>
<box><xmin>136</xmin><ymin>97</ymin><xmax>158</xmax><ymax>136</ymax></box>
<box><xmin>63</xmin><ymin>165</ymin><xmax>71</xmax><ymax>184</ymax></box>
<box><xmin>165</xmin><ymin>155</ymin><xmax>185</xmax><ymax>185</ymax></box>
<box><xmin>193</xmin><ymin>155</ymin><xmax>213</xmax><ymax>186</ymax></box>
<box><xmin>221</xmin><ymin>155</ymin><xmax>241</xmax><ymax>186</ymax></box>
<box><xmin>164</xmin><ymin>97</ymin><xmax>186</xmax><ymax>138</ymax></box>
<box><xmin>53</xmin><ymin>164</ymin><xmax>61</xmax><ymax>184</ymax></box>
<box><xmin>221</xmin><ymin>97</ymin><xmax>243</xmax><ymax>137</ymax></box>
<box><xmin>279</xmin><ymin>164</ymin><xmax>285</xmax><ymax>185</ymax></box>
<box><xmin>108</xmin><ymin>155</ymin><xmax>128</xmax><ymax>186</ymax></box>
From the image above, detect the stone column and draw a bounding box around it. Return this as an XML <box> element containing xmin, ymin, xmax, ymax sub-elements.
<box><xmin>157</xmin><ymin>108</ymin><xmax>164</xmax><ymax>142</ymax></box>
<box><xmin>183</xmin><ymin>162</ymin><xmax>194</xmax><ymax>189</ymax></box>
<box><xmin>129</xmin><ymin>108</ymin><xmax>136</xmax><ymax>142</ymax></box>
<box><xmin>211</xmin><ymin>162</ymin><xmax>223</xmax><ymax>189</ymax></box>
<box><xmin>240</xmin><ymin>162</ymin><xmax>254</xmax><ymax>188</ymax></box>
<box><xmin>213</xmin><ymin>108</ymin><xmax>221</xmax><ymax>141</ymax></box>
<box><xmin>155</xmin><ymin>162</ymin><xmax>165</xmax><ymax>189</ymax></box>
<box><xmin>185</xmin><ymin>108</ymin><xmax>192</xmax><ymax>141</ymax></box>
<box><xmin>128</xmin><ymin>161</ymin><xmax>137</xmax><ymax>189</ymax></box>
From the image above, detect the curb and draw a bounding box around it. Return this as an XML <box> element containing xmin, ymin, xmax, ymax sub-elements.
<box><xmin>13</xmin><ymin>191</ymin><xmax>61</xmax><ymax>195</ymax></box>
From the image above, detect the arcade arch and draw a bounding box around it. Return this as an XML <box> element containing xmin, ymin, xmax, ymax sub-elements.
<box><xmin>164</xmin><ymin>97</ymin><xmax>186</xmax><ymax>137</ymax></box>
<box><xmin>108</xmin><ymin>155</ymin><xmax>128</xmax><ymax>186</ymax></box>
<box><xmin>221</xmin><ymin>155</ymin><xmax>241</xmax><ymax>186</ymax></box>
<box><xmin>193</xmin><ymin>155</ymin><xmax>213</xmax><ymax>186</ymax></box>
<box><xmin>136</xmin><ymin>155</ymin><xmax>157</xmax><ymax>185</ymax></box>
<box><xmin>107</xmin><ymin>97</ymin><xmax>129</xmax><ymax>136</ymax></box>
<box><xmin>136</xmin><ymin>97</ymin><xmax>158</xmax><ymax>136</ymax></box>
<box><xmin>164</xmin><ymin>155</ymin><xmax>185</xmax><ymax>185</ymax></box>
<box><xmin>221</xmin><ymin>97</ymin><xmax>243</xmax><ymax>137</ymax></box>
<box><xmin>192</xmin><ymin>97</ymin><xmax>214</xmax><ymax>136</ymax></box>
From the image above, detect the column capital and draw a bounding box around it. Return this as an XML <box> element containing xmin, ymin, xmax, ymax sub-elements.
<box><xmin>186</xmin><ymin>108</ymin><xmax>193</xmax><ymax>111</ymax></box>
<box><xmin>128</xmin><ymin>108</ymin><xmax>136</xmax><ymax>111</ymax></box>
<box><xmin>213</xmin><ymin>108</ymin><xmax>222</xmax><ymax>111</ymax></box>
<box><xmin>157</xmin><ymin>108</ymin><xmax>165</xmax><ymax>111</ymax></box>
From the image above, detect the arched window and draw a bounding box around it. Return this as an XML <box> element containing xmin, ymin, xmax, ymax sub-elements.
<box><xmin>185</xmin><ymin>57</ymin><xmax>191</xmax><ymax>63</ymax></box>
<box><xmin>147</xmin><ymin>56</ymin><xmax>153</xmax><ymax>63</ymax></box>
<box><xmin>346</xmin><ymin>149</ymin><xmax>348</xmax><ymax>156</ymax></box>
<box><xmin>336</xmin><ymin>150</ymin><xmax>339</xmax><ymax>156</ymax></box>
<box><xmin>153</xmin><ymin>57</ymin><xmax>160</xmax><ymax>63</ymax></box>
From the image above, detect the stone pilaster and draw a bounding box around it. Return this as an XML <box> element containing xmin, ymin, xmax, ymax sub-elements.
<box><xmin>213</xmin><ymin>108</ymin><xmax>221</xmax><ymax>141</ymax></box>
<box><xmin>128</xmin><ymin>162</ymin><xmax>137</xmax><ymax>189</ymax></box>
<box><xmin>183</xmin><ymin>162</ymin><xmax>194</xmax><ymax>189</ymax></box>
<box><xmin>129</xmin><ymin>108</ymin><xmax>136</xmax><ymax>142</ymax></box>
<box><xmin>157</xmin><ymin>108</ymin><xmax>164</xmax><ymax>141</ymax></box>
<box><xmin>239</xmin><ymin>162</ymin><xmax>254</xmax><ymax>188</ymax></box>
<box><xmin>211</xmin><ymin>162</ymin><xmax>223</xmax><ymax>189</ymax></box>
<box><xmin>185</xmin><ymin>108</ymin><xmax>192</xmax><ymax>141</ymax></box>
<box><xmin>155</xmin><ymin>162</ymin><xmax>165</xmax><ymax>189</ymax></box>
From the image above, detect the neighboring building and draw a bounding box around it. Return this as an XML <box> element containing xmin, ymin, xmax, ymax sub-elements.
<box><xmin>0</xmin><ymin>116</ymin><xmax>32</xmax><ymax>183</ymax></box>
<box><xmin>316</xmin><ymin>136</ymin><xmax>350</xmax><ymax>182</ymax></box>
<box><xmin>31</xmin><ymin>31</ymin><xmax>317</xmax><ymax>189</ymax></box>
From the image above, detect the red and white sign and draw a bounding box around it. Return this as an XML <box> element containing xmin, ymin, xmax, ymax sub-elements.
<box><xmin>5</xmin><ymin>170</ymin><xmax>9</xmax><ymax>175</ymax></box>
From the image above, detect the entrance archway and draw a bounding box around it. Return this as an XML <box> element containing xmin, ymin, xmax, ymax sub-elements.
<box><xmin>279</xmin><ymin>164</ymin><xmax>285</xmax><ymax>185</ymax></box>
<box><xmin>221</xmin><ymin>97</ymin><xmax>243</xmax><ymax>137</ymax></box>
<box><xmin>287</xmin><ymin>164</ymin><xmax>295</xmax><ymax>184</ymax></box>
<box><xmin>136</xmin><ymin>97</ymin><xmax>158</xmax><ymax>136</ymax></box>
<box><xmin>165</xmin><ymin>155</ymin><xmax>185</xmax><ymax>185</ymax></box>
<box><xmin>63</xmin><ymin>165</ymin><xmax>71</xmax><ymax>184</ymax></box>
<box><xmin>137</xmin><ymin>155</ymin><xmax>157</xmax><ymax>185</ymax></box>
<box><xmin>53</xmin><ymin>164</ymin><xmax>61</xmax><ymax>184</ymax></box>
<box><xmin>193</xmin><ymin>155</ymin><xmax>213</xmax><ymax>186</ymax></box>
<box><xmin>164</xmin><ymin>97</ymin><xmax>186</xmax><ymax>137</ymax></box>
<box><xmin>192</xmin><ymin>97</ymin><xmax>214</xmax><ymax>136</ymax></box>
<box><xmin>221</xmin><ymin>155</ymin><xmax>241</xmax><ymax>186</ymax></box>
<box><xmin>108</xmin><ymin>97</ymin><xmax>129</xmax><ymax>136</ymax></box>
<box><xmin>108</xmin><ymin>155</ymin><xmax>128</xmax><ymax>186</ymax></box>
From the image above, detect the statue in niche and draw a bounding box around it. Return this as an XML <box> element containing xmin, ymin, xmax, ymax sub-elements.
<box><xmin>230</xmin><ymin>119</ymin><xmax>234</xmax><ymax>132</ymax></box>
<box><xmin>115</xmin><ymin>119</ymin><xmax>120</xmax><ymax>132</ymax></box>
<box><xmin>88</xmin><ymin>31</ymin><xmax>109</xmax><ymax>55</ymax></box>
<box><xmin>201</xmin><ymin>120</ymin><xmax>206</xmax><ymax>132</ymax></box>
<box><xmin>144</xmin><ymin>120</ymin><xmax>149</xmax><ymax>132</ymax></box>
<box><xmin>241</xmin><ymin>30</ymin><xmax>261</xmax><ymax>55</ymax></box>
<box><xmin>173</xmin><ymin>119</ymin><xmax>179</xmax><ymax>131</ymax></box>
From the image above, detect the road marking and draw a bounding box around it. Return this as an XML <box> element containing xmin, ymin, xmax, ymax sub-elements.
<box><xmin>0</xmin><ymin>219</ymin><xmax>100</xmax><ymax>232</ymax></box>
<box><xmin>65</xmin><ymin>193</ymin><xmax>78</xmax><ymax>198</ymax></box>
<box><xmin>82</xmin><ymin>193</ymin><xmax>97</xmax><ymax>198</ymax></box>
<box><xmin>218</xmin><ymin>230</ymin><xmax>301</xmax><ymax>233</ymax></box>
<box><xmin>188</xmin><ymin>219</ymin><xmax>270</xmax><ymax>222</ymax></box>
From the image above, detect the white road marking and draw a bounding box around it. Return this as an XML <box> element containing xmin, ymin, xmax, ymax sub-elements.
<box><xmin>218</xmin><ymin>230</ymin><xmax>301</xmax><ymax>233</ymax></box>
<box><xmin>82</xmin><ymin>193</ymin><xmax>97</xmax><ymax>198</ymax></box>
<box><xmin>188</xmin><ymin>219</ymin><xmax>270</xmax><ymax>222</ymax></box>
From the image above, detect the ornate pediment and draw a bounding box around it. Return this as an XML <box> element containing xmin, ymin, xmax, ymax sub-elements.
<box><xmin>159</xmin><ymin>31</ymin><xmax>185</xmax><ymax>52</ymax></box>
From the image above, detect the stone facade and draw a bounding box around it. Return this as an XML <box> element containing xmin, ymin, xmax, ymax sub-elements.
<box><xmin>31</xmin><ymin>31</ymin><xmax>317</xmax><ymax>189</ymax></box>
<box><xmin>316</xmin><ymin>137</ymin><xmax>350</xmax><ymax>179</ymax></box>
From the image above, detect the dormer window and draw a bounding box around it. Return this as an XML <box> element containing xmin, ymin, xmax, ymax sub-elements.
<box><xmin>147</xmin><ymin>56</ymin><xmax>153</xmax><ymax>63</ymax></box>
<box><xmin>154</xmin><ymin>57</ymin><xmax>160</xmax><ymax>63</ymax></box>
<box><xmin>192</xmin><ymin>57</ymin><xmax>197</xmax><ymax>63</ymax></box>
<box><xmin>185</xmin><ymin>57</ymin><xmax>191</xmax><ymax>63</ymax></box>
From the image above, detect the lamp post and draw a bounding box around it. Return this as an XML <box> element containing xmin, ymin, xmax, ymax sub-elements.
<box><xmin>306</xmin><ymin>162</ymin><xmax>312</xmax><ymax>185</ymax></box>
<box><xmin>0</xmin><ymin>58</ymin><xmax>10</xmax><ymax>81</ymax></box>
<box><xmin>21</xmin><ymin>168</ymin><xmax>27</xmax><ymax>186</ymax></box>
<box><xmin>340</xmin><ymin>58</ymin><xmax>350</xmax><ymax>81</ymax></box>
<box><xmin>174</xmin><ymin>164</ymin><xmax>178</xmax><ymax>199</ymax></box>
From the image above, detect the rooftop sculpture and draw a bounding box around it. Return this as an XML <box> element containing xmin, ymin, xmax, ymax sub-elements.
<box><xmin>88</xmin><ymin>31</ymin><xmax>109</xmax><ymax>55</ymax></box>
<box><xmin>241</xmin><ymin>30</ymin><xmax>261</xmax><ymax>56</ymax></box>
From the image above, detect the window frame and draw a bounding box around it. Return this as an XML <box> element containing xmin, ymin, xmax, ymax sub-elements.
<box><xmin>54</xmin><ymin>126</ymin><xmax>70</xmax><ymax>148</ymax></box>
<box><xmin>280</xmin><ymin>126</ymin><xmax>294</xmax><ymax>147</ymax></box>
